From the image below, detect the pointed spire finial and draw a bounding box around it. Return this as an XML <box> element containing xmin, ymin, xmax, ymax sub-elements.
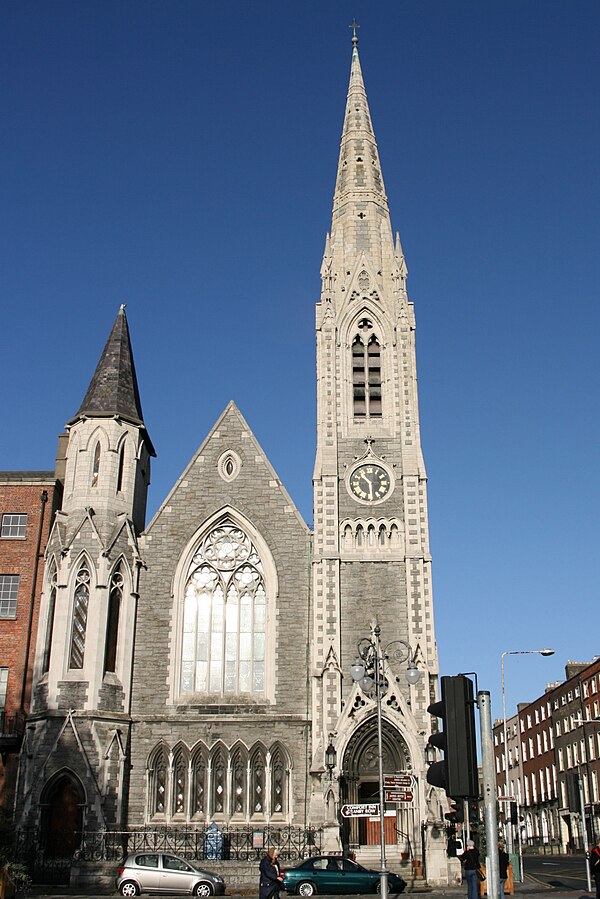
<box><xmin>349</xmin><ymin>18</ymin><xmax>360</xmax><ymax>48</ymax></box>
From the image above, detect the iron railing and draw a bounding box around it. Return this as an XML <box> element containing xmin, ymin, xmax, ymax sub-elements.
<box><xmin>17</xmin><ymin>823</ymin><xmax>323</xmax><ymax>868</ymax></box>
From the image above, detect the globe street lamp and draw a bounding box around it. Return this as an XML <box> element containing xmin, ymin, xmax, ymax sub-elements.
<box><xmin>501</xmin><ymin>648</ymin><xmax>554</xmax><ymax>858</ymax></box>
<box><xmin>351</xmin><ymin>620</ymin><xmax>422</xmax><ymax>899</ymax></box>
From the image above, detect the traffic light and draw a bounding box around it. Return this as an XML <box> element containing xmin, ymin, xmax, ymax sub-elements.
<box><xmin>510</xmin><ymin>801</ymin><xmax>518</xmax><ymax>826</ymax></box>
<box><xmin>444</xmin><ymin>798</ymin><xmax>464</xmax><ymax>824</ymax></box>
<box><xmin>426</xmin><ymin>674</ymin><xmax>478</xmax><ymax>798</ymax></box>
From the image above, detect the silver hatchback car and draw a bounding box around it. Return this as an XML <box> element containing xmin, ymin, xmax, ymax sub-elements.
<box><xmin>116</xmin><ymin>852</ymin><xmax>226</xmax><ymax>896</ymax></box>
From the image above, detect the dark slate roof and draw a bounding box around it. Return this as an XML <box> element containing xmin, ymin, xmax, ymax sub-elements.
<box><xmin>69</xmin><ymin>306</ymin><xmax>155</xmax><ymax>454</ymax></box>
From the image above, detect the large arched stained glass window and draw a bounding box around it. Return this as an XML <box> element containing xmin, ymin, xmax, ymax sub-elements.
<box><xmin>181</xmin><ymin>522</ymin><xmax>266</xmax><ymax>696</ymax></box>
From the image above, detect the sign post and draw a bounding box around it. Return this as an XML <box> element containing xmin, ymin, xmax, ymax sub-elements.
<box><xmin>340</xmin><ymin>803</ymin><xmax>380</xmax><ymax>818</ymax></box>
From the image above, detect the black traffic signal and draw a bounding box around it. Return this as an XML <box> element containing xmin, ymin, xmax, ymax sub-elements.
<box><xmin>510</xmin><ymin>801</ymin><xmax>518</xmax><ymax>826</ymax></box>
<box><xmin>426</xmin><ymin>674</ymin><xmax>478</xmax><ymax>798</ymax></box>
<box><xmin>444</xmin><ymin>798</ymin><xmax>464</xmax><ymax>824</ymax></box>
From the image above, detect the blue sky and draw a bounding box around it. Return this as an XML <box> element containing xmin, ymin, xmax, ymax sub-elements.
<box><xmin>1</xmin><ymin>1</ymin><xmax>599</xmax><ymax>724</ymax></box>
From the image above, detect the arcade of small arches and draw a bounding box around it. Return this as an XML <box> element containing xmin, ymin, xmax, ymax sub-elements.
<box><xmin>340</xmin><ymin>518</ymin><xmax>404</xmax><ymax>552</ymax></box>
<box><xmin>147</xmin><ymin>741</ymin><xmax>291</xmax><ymax>823</ymax></box>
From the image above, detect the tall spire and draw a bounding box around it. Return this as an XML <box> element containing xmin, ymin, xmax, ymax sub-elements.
<box><xmin>326</xmin><ymin>32</ymin><xmax>395</xmax><ymax>282</ymax></box>
<box><xmin>70</xmin><ymin>305</ymin><xmax>152</xmax><ymax>445</ymax></box>
<box><xmin>332</xmin><ymin>32</ymin><xmax>389</xmax><ymax>226</ymax></box>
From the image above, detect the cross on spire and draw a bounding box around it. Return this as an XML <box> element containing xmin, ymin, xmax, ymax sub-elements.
<box><xmin>349</xmin><ymin>18</ymin><xmax>360</xmax><ymax>47</ymax></box>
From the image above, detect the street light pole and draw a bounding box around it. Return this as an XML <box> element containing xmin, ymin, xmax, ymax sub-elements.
<box><xmin>501</xmin><ymin>649</ymin><xmax>554</xmax><ymax>859</ymax></box>
<box><xmin>351</xmin><ymin>620</ymin><xmax>421</xmax><ymax>899</ymax></box>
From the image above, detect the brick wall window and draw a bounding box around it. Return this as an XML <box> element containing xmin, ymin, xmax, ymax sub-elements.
<box><xmin>0</xmin><ymin>575</ymin><xmax>19</xmax><ymax>617</ymax></box>
<box><xmin>0</xmin><ymin>668</ymin><xmax>8</xmax><ymax>710</ymax></box>
<box><xmin>1</xmin><ymin>514</ymin><xmax>27</xmax><ymax>538</ymax></box>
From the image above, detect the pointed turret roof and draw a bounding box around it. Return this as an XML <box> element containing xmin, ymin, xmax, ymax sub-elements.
<box><xmin>69</xmin><ymin>305</ymin><xmax>155</xmax><ymax>453</ymax></box>
<box><xmin>332</xmin><ymin>34</ymin><xmax>389</xmax><ymax>225</ymax></box>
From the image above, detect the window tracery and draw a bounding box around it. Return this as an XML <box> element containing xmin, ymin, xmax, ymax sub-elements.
<box><xmin>352</xmin><ymin>319</ymin><xmax>382</xmax><ymax>419</ymax></box>
<box><xmin>181</xmin><ymin>522</ymin><xmax>266</xmax><ymax>697</ymax></box>
<box><xmin>42</xmin><ymin>561</ymin><xmax>57</xmax><ymax>674</ymax></box>
<box><xmin>116</xmin><ymin>443</ymin><xmax>126</xmax><ymax>493</ymax></box>
<box><xmin>172</xmin><ymin>748</ymin><xmax>187</xmax><ymax>816</ymax></box>
<box><xmin>191</xmin><ymin>750</ymin><xmax>206</xmax><ymax>816</ymax></box>
<box><xmin>91</xmin><ymin>442</ymin><xmax>101</xmax><ymax>488</ymax></box>
<box><xmin>147</xmin><ymin>741</ymin><xmax>290</xmax><ymax>822</ymax></box>
<box><xmin>250</xmin><ymin>747</ymin><xmax>266</xmax><ymax>815</ymax></box>
<box><xmin>69</xmin><ymin>561</ymin><xmax>90</xmax><ymax>670</ymax></box>
<box><xmin>104</xmin><ymin>561</ymin><xmax>123</xmax><ymax>674</ymax></box>
<box><xmin>151</xmin><ymin>748</ymin><xmax>167</xmax><ymax>816</ymax></box>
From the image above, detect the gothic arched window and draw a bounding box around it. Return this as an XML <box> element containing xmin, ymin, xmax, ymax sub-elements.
<box><xmin>116</xmin><ymin>443</ymin><xmax>126</xmax><ymax>493</ymax></box>
<box><xmin>150</xmin><ymin>748</ymin><xmax>167</xmax><ymax>816</ymax></box>
<box><xmin>191</xmin><ymin>748</ymin><xmax>207</xmax><ymax>817</ymax></box>
<box><xmin>231</xmin><ymin>747</ymin><xmax>247</xmax><ymax>816</ymax></box>
<box><xmin>180</xmin><ymin>522</ymin><xmax>267</xmax><ymax>697</ymax></box>
<box><xmin>91</xmin><ymin>442</ymin><xmax>101</xmax><ymax>488</ymax></box>
<box><xmin>104</xmin><ymin>561</ymin><xmax>123</xmax><ymax>674</ymax></box>
<box><xmin>211</xmin><ymin>748</ymin><xmax>227</xmax><ymax>815</ymax></box>
<box><xmin>352</xmin><ymin>319</ymin><xmax>382</xmax><ymax>419</ymax></box>
<box><xmin>270</xmin><ymin>746</ymin><xmax>288</xmax><ymax>816</ymax></box>
<box><xmin>172</xmin><ymin>748</ymin><xmax>187</xmax><ymax>816</ymax></box>
<box><xmin>69</xmin><ymin>561</ymin><xmax>90</xmax><ymax>670</ymax></box>
<box><xmin>42</xmin><ymin>561</ymin><xmax>57</xmax><ymax>674</ymax></box>
<box><xmin>250</xmin><ymin>747</ymin><xmax>266</xmax><ymax>815</ymax></box>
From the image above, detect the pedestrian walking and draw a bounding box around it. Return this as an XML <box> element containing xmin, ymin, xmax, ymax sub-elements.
<box><xmin>259</xmin><ymin>847</ymin><xmax>284</xmax><ymax>899</ymax></box>
<box><xmin>460</xmin><ymin>839</ymin><xmax>481</xmax><ymax>899</ymax></box>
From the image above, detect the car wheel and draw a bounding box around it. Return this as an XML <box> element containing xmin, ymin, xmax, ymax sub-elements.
<box><xmin>297</xmin><ymin>881</ymin><xmax>316</xmax><ymax>896</ymax></box>
<box><xmin>119</xmin><ymin>882</ymin><xmax>139</xmax><ymax>898</ymax></box>
<box><xmin>375</xmin><ymin>881</ymin><xmax>383</xmax><ymax>893</ymax></box>
<box><xmin>194</xmin><ymin>883</ymin><xmax>214</xmax><ymax>897</ymax></box>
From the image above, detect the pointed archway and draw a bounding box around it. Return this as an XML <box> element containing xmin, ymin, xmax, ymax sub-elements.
<box><xmin>340</xmin><ymin>716</ymin><xmax>413</xmax><ymax>852</ymax></box>
<box><xmin>40</xmin><ymin>771</ymin><xmax>85</xmax><ymax>857</ymax></box>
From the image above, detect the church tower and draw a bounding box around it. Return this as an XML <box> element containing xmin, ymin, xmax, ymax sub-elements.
<box><xmin>311</xmin><ymin>34</ymin><xmax>442</xmax><ymax>863</ymax></box>
<box><xmin>18</xmin><ymin>306</ymin><xmax>154</xmax><ymax>837</ymax></box>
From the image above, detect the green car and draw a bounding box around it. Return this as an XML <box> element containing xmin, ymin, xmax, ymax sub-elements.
<box><xmin>282</xmin><ymin>855</ymin><xmax>406</xmax><ymax>896</ymax></box>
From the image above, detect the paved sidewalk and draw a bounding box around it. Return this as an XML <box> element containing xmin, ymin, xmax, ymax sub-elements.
<box><xmin>22</xmin><ymin>880</ymin><xmax>598</xmax><ymax>899</ymax></box>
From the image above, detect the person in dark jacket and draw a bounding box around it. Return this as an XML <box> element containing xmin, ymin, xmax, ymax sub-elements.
<box><xmin>589</xmin><ymin>838</ymin><xmax>600</xmax><ymax>899</ymax></box>
<box><xmin>498</xmin><ymin>841</ymin><xmax>510</xmax><ymax>899</ymax></box>
<box><xmin>460</xmin><ymin>839</ymin><xmax>480</xmax><ymax>899</ymax></box>
<box><xmin>259</xmin><ymin>847</ymin><xmax>283</xmax><ymax>899</ymax></box>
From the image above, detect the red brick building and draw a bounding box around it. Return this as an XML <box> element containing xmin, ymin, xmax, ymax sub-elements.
<box><xmin>0</xmin><ymin>471</ymin><xmax>62</xmax><ymax>810</ymax></box>
<box><xmin>554</xmin><ymin>659</ymin><xmax>600</xmax><ymax>849</ymax></box>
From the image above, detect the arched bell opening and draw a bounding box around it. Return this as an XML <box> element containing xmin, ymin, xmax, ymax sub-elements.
<box><xmin>340</xmin><ymin>717</ymin><xmax>416</xmax><ymax>857</ymax></box>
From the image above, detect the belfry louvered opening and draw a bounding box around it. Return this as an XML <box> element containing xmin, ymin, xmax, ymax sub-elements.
<box><xmin>352</xmin><ymin>319</ymin><xmax>382</xmax><ymax>419</ymax></box>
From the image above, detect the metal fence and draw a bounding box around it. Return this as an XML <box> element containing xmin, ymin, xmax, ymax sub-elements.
<box><xmin>17</xmin><ymin>824</ymin><xmax>323</xmax><ymax>882</ymax></box>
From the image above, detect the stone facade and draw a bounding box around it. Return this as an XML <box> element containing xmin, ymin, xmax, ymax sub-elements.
<box><xmin>14</xmin><ymin>38</ymin><xmax>452</xmax><ymax>885</ymax></box>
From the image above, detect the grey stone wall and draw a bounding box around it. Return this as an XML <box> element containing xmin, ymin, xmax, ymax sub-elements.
<box><xmin>127</xmin><ymin>404</ymin><xmax>312</xmax><ymax>824</ymax></box>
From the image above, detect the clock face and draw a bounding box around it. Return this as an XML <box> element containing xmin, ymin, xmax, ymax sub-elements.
<box><xmin>349</xmin><ymin>463</ymin><xmax>391</xmax><ymax>503</ymax></box>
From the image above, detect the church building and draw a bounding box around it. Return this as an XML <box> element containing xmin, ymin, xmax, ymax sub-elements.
<box><xmin>15</xmin><ymin>34</ymin><xmax>451</xmax><ymax>884</ymax></box>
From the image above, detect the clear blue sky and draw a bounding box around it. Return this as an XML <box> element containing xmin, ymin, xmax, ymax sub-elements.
<box><xmin>1</xmin><ymin>1</ymin><xmax>599</xmax><ymax>724</ymax></box>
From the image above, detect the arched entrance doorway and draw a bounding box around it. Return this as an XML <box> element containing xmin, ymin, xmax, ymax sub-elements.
<box><xmin>40</xmin><ymin>772</ymin><xmax>85</xmax><ymax>858</ymax></box>
<box><xmin>340</xmin><ymin>717</ymin><xmax>416</xmax><ymax>856</ymax></box>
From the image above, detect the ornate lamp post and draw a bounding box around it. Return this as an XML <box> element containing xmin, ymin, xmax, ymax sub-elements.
<box><xmin>350</xmin><ymin>620</ymin><xmax>421</xmax><ymax>899</ymax></box>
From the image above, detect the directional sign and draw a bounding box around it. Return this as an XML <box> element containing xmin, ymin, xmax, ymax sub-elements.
<box><xmin>385</xmin><ymin>789</ymin><xmax>413</xmax><ymax>803</ymax></box>
<box><xmin>384</xmin><ymin>774</ymin><xmax>415</xmax><ymax>790</ymax></box>
<box><xmin>340</xmin><ymin>803</ymin><xmax>380</xmax><ymax>818</ymax></box>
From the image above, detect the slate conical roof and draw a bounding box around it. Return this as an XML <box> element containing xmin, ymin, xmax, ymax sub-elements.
<box><xmin>70</xmin><ymin>306</ymin><xmax>154</xmax><ymax>452</ymax></box>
